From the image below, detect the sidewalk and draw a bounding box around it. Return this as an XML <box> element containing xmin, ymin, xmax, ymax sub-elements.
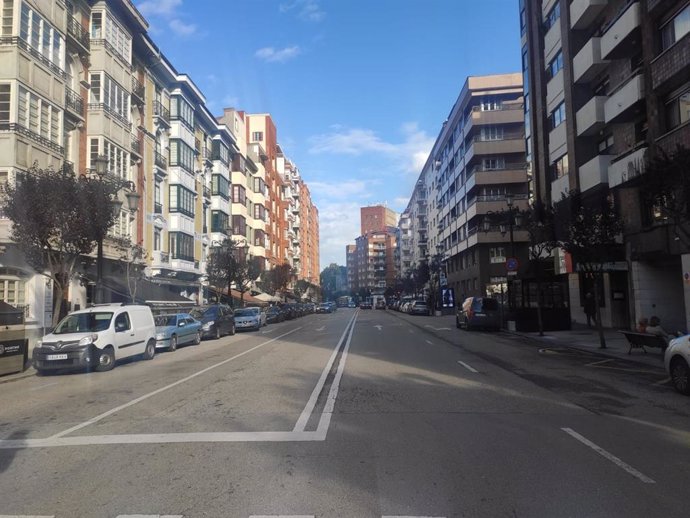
<box><xmin>394</xmin><ymin>311</ymin><xmax>666</xmax><ymax>371</ymax></box>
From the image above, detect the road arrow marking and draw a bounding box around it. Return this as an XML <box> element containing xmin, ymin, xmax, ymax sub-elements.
<box><xmin>315</xmin><ymin>326</ymin><xmax>326</xmax><ymax>331</ymax></box>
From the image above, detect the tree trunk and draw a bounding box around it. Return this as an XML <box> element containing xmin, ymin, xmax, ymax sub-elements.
<box><xmin>593</xmin><ymin>273</ymin><xmax>606</xmax><ymax>349</ymax></box>
<box><xmin>240</xmin><ymin>291</ymin><xmax>245</xmax><ymax>307</ymax></box>
<box><xmin>52</xmin><ymin>282</ymin><xmax>64</xmax><ymax>327</ymax></box>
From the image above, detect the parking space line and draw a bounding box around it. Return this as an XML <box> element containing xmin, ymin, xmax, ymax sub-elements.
<box><xmin>562</xmin><ymin>427</ymin><xmax>655</xmax><ymax>483</ymax></box>
<box><xmin>585</xmin><ymin>359</ymin><xmax>614</xmax><ymax>366</ymax></box>
<box><xmin>457</xmin><ymin>360</ymin><xmax>479</xmax><ymax>373</ymax></box>
<box><xmin>48</xmin><ymin>328</ymin><xmax>302</xmax><ymax>440</ymax></box>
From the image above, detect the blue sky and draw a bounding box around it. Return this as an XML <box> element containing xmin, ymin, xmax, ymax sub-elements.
<box><xmin>135</xmin><ymin>0</ymin><xmax>522</xmax><ymax>268</ymax></box>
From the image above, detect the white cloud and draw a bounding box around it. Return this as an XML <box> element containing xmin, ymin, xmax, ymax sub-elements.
<box><xmin>280</xmin><ymin>0</ymin><xmax>325</xmax><ymax>22</ymax></box>
<box><xmin>169</xmin><ymin>18</ymin><xmax>197</xmax><ymax>36</ymax></box>
<box><xmin>137</xmin><ymin>0</ymin><xmax>182</xmax><ymax>17</ymax></box>
<box><xmin>308</xmin><ymin>123</ymin><xmax>434</xmax><ymax>174</ymax></box>
<box><xmin>318</xmin><ymin>201</ymin><xmax>362</xmax><ymax>266</ymax></box>
<box><xmin>310</xmin><ymin>179</ymin><xmax>375</xmax><ymax>200</ymax></box>
<box><xmin>255</xmin><ymin>46</ymin><xmax>301</xmax><ymax>63</ymax></box>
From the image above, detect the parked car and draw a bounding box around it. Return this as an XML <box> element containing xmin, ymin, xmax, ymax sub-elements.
<box><xmin>456</xmin><ymin>297</ymin><xmax>501</xmax><ymax>331</ymax></box>
<box><xmin>234</xmin><ymin>307</ymin><xmax>267</xmax><ymax>331</ymax></box>
<box><xmin>317</xmin><ymin>302</ymin><xmax>333</xmax><ymax>313</ymax></box>
<box><xmin>360</xmin><ymin>300</ymin><xmax>373</xmax><ymax>309</ymax></box>
<box><xmin>154</xmin><ymin>313</ymin><xmax>202</xmax><ymax>351</ymax></box>
<box><xmin>348</xmin><ymin>301</ymin><xmax>357</xmax><ymax>308</ymax></box>
<box><xmin>33</xmin><ymin>304</ymin><xmax>157</xmax><ymax>374</ymax></box>
<box><xmin>191</xmin><ymin>304</ymin><xmax>235</xmax><ymax>339</ymax></box>
<box><xmin>665</xmin><ymin>334</ymin><xmax>690</xmax><ymax>395</ymax></box>
<box><xmin>409</xmin><ymin>300</ymin><xmax>429</xmax><ymax>315</ymax></box>
<box><xmin>265</xmin><ymin>306</ymin><xmax>284</xmax><ymax>324</ymax></box>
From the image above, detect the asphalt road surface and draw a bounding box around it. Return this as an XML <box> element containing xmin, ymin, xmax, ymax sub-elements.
<box><xmin>1</xmin><ymin>308</ymin><xmax>689</xmax><ymax>517</ymax></box>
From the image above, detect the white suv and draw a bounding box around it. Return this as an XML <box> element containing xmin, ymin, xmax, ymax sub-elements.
<box><xmin>665</xmin><ymin>334</ymin><xmax>690</xmax><ymax>395</ymax></box>
<box><xmin>33</xmin><ymin>304</ymin><xmax>157</xmax><ymax>374</ymax></box>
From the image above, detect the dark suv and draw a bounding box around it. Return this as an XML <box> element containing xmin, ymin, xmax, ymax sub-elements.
<box><xmin>456</xmin><ymin>297</ymin><xmax>501</xmax><ymax>331</ymax></box>
<box><xmin>191</xmin><ymin>304</ymin><xmax>235</xmax><ymax>339</ymax></box>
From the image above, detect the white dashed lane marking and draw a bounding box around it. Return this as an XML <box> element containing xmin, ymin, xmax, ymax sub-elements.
<box><xmin>457</xmin><ymin>360</ymin><xmax>479</xmax><ymax>373</ymax></box>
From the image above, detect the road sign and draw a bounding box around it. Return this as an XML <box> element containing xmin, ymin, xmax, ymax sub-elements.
<box><xmin>506</xmin><ymin>257</ymin><xmax>519</xmax><ymax>272</ymax></box>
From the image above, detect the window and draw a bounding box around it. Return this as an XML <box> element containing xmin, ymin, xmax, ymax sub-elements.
<box><xmin>16</xmin><ymin>87</ymin><xmax>61</xmax><ymax>144</ymax></box>
<box><xmin>665</xmin><ymin>88</ymin><xmax>690</xmax><ymax>131</ymax></box>
<box><xmin>550</xmin><ymin>154</ymin><xmax>569</xmax><ymax>181</ymax></box>
<box><xmin>253</xmin><ymin>177</ymin><xmax>266</xmax><ymax>194</ymax></box>
<box><xmin>211</xmin><ymin>174</ymin><xmax>230</xmax><ymax>199</ymax></box>
<box><xmin>169</xmin><ymin>185</ymin><xmax>195</xmax><ymax>217</ymax></box>
<box><xmin>549</xmin><ymin>102</ymin><xmax>566</xmax><ymax>129</ymax></box>
<box><xmin>254</xmin><ymin>229</ymin><xmax>265</xmax><ymax>247</ymax></box>
<box><xmin>90</xmin><ymin>139</ymin><xmax>129</xmax><ymax>179</ymax></box>
<box><xmin>114</xmin><ymin>312</ymin><xmax>131</xmax><ymax>332</ymax></box>
<box><xmin>232</xmin><ymin>185</ymin><xmax>246</xmax><ymax>204</ymax></box>
<box><xmin>490</xmin><ymin>247</ymin><xmax>506</xmax><ymax>264</ymax></box>
<box><xmin>212</xmin><ymin>140</ymin><xmax>230</xmax><ymax>165</ymax></box>
<box><xmin>89</xmin><ymin>72</ymin><xmax>129</xmax><ymax>122</ymax></box>
<box><xmin>170</xmin><ymin>95</ymin><xmax>194</xmax><ymax>129</ymax></box>
<box><xmin>19</xmin><ymin>4</ymin><xmax>64</xmax><ymax>71</ymax></box>
<box><xmin>153</xmin><ymin>229</ymin><xmax>161</xmax><ymax>251</ymax></box>
<box><xmin>480</xmin><ymin>126</ymin><xmax>503</xmax><ymax>141</ymax></box>
<box><xmin>483</xmin><ymin>157</ymin><xmax>505</xmax><ymax>170</ymax></box>
<box><xmin>546</xmin><ymin>50</ymin><xmax>563</xmax><ymax>80</ymax></box>
<box><xmin>481</xmin><ymin>97</ymin><xmax>502</xmax><ymax>111</ymax></box>
<box><xmin>92</xmin><ymin>10</ymin><xmax>131</xmax><ymax>63</ymax></box>
<box><xmin>543</xmin><ymin>2</ymin><xmax>560</xmax><ymax>32</ymax></box>
<box><xmin>154</xmin><ymin>181</ymin><xmax>162</xmax><ymax>212</ymax></box>
<box><xmin>2</xmin><ymin>0</ymin><xmax>13</xmax><ymax>36</ymax></box>
<box><xmin>91</xmin><ymin>11</ymin><xmax>102</xmax><ymax>38</ymax></box>
<box><xmin>110</xmin><ymin>209</ymin><xmax>131</xmax><ymax>239</ymax></box>
<box><xmin>169</xmin><ymin>139</ymin><xmax>196</xmax><ymax>174</ymax></box>
<box><xmin>0</xmin><ymin>268</ymin><xmax>27</xmax><ymax>307</ymax></box>
<box><xmin>0</xmin><ymin>84</ymin><xmax>9</xmax><ymax>123</ymax></box>
<box><xmin>232</xmin><ymin>215</ymin><xmax>246</xmax><ymax>236</ymax></box>
<box><xmin>661</xmin><ymin>5</ymin><xmax>690</xmax><ymax>51</ymax></box>
<box><xmin>169</xmin><ymin>232</ymin><xmax>194</xmax><ymax>261</ymax></box>
<box><xmin>254</xmin><ymin>204</ymin><xmax>265</xmax><ymax>221</ymax></box>
<box><xmin>251</xmin><ymin>131</ymin><xmax>263</xmax><ymax>142</ymax></box>
<box><xmin>598</xmin><ymin>134</ymin><xmax>614</xmax><ymax>154</ymax></box>
<box><xmin>211</xmin><ymin>210</ymin><xmax>229</xmax><ymax>233</ymax></box>
<box><xmin>519</xmin><ymin>0</ymin><xmax>526</xmax><ymax>35</ymax></box>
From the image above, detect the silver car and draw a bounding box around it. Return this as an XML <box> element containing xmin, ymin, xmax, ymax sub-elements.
<box><xmin>233</xmin><ymin>307</ymin><xmax>267</xmax><ymax>331</ymax></box>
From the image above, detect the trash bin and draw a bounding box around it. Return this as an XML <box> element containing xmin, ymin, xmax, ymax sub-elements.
<box><xmin>0</xmin><ymin>301</ymin><xmax>27</xmax><ymax>376</ymax></box>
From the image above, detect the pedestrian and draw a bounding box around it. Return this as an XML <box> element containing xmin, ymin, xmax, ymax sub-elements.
<box><xmin>637</xmin><ymin>317</ymin><xmax>649</xmax><ymax>333</ymax></box>
<box><xmin>646</xmin><ymin>316</ymin><xmax>671</xmax><ymax>344</ymax></box>
<box><xmin>583</xmin><ymin>292</ymin><xmax>596</xmax><ymax>328</ymax></box>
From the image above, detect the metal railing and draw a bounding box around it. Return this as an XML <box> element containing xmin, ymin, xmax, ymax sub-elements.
<box><xmin>64</xmin><ymin>86</ymin><xmax>84</xmax><ymax>116</ymax></box>
<box><xmin>87</xmin><ymin>103</ymin><xmax>132</xmax><ymax>129</ymax></box>
<box><xmin>131</xmin><ymin>137</ymin><xmax>141</xmax><ymax>155</ymax></box>
<box><xmin>0</xmin><ymin>123</ymin><xmax>64</xmax><ymax>154</ymax></box>
<box><xmin>153</xmin><ymin>100</ymin><xmax>170</xmax><ymax>123</ymax></box>
<box><xmin>131</xmin><ymin>76</ymin><xmax>145</xmax><ymax>101</ymax></box>
<box><xmin>0</xmin><ymin>37</ymin><xmax>67</xmax><ymax>80</ymax></box>
<box><xmin>66</xmin><ymin>14</ymin><xmax>90</xmax><ymax>50</ymax></box>
<box><xmin>471</xmin><ymin>103</ymin><xmax>524</xmax><ymax>112</ymax></box>
<box><xmin>91</xmin><ymin>39</ymin><xmax>129</xmax><ymax>67</ymax></box>
<box><xmin>154</xmin><ymin>151</ymin><xmax>167</xmax><ymax>169</ymax></box>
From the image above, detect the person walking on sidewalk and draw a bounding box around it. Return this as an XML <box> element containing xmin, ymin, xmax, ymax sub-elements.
<box><xmin>583</xmin><ymin>292</ymin><xmax>596</xmax><ymax>328</ymax></box>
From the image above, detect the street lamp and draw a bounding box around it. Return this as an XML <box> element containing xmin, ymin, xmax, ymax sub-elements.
<box><xmin>83</xmin><ymin>157</ymin><xmax>140</xmax><ymax>304</ymax></box>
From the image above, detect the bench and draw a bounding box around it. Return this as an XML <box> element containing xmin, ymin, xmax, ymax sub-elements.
<box><xmin>619</xmin><ymin>331</ymin><xmax>668</xmax><ymax>354</ymax></box>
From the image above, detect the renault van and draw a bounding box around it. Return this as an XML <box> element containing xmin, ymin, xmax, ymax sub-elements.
<box><xmin>33</xmin><ymin>304</ymin><xmax>157</xmax><ymax>374</ymax></box>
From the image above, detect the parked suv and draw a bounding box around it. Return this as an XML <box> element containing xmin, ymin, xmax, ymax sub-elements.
<box><xmin>457</xmin><ymin>297</ymin><xmax>501</xmax><ymax>331</ymax></box>
<box><xmin>191</xmin><ymin>304</ymin><xmax>235</xmax><ymax>339</ymax></box>
<box><xmin>33</xmin><ymin>304</ymin><xmax>157</xmax><ymax>373</ymax></box>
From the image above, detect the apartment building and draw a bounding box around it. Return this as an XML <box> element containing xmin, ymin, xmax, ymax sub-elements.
<box><xmin>361</xmin><ymin>204</ymin><xmax>397</xmax><ymax>235</ymax></box>
<box><xmin>0</xmin><ymin>0</ymin><xmax>319</xmax><ymax>327</ymax></box>
<box><xmin>401</xmin><ymin>74</ymin><xmax>529</xmax><ymax>304</ymax></box>
<box><xmin>521</xmin><ymin>0</ymin><xmax>690</xmax><ymax>331</ymax></box>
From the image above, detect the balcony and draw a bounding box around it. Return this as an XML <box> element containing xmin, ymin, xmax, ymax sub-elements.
<box><xmin>656</xmin><ymin>121</ymin><xmax>690</xmax><ymax>156</ymax></box>
<box><xmin>152</xmin><ymin>251</ymin><xmax>170</xmax><ymax>265</ymax></box>
<box><xmin>469</xmin><ymin>163</ymin><xmax>529</xmax><ymax>188</ymax></box>
<box><xmin>573</xmin><ymin>37</ymin><xmax>608</xmax><ymax>84</ymax></box>
<box><xmin>570</xmin><ymin>0</ymin><xmax>607</xmax><ymax>30</ymax></box>
<box><xmin>64</xmin><ymin>85</ymin><xmax>84</xmax><ymax>119</ymax></box>
<box><xmin>546</xmin><ymin>70</ymin><xmax>564</xmax><ymax>110</ymax></box>
<box><xmin>131</xmin><ymin>76</ymin><xmax>145</xmax><ymax>105</ymax></box>
<box><xmin>154</xmin><ymin>150</ymin><xmax>167</xmax><ymax>169</ymax></box>
<box><xmin>548</xmin><ymin>122</ymin><xmax>568</xmax><ymax>161</ymax></box>
<box><xmin>466</xmin><ymin>104</ymin><xmax>524</xmax><ymax>133</ymax></box>
<box><xmin>66</xmin><ymin>14</ymin><xmax>90</xmax><ymax>54</ymax></box>
<box><xmin>608</xmin><ymin>145</ymin><xmax>647</xmax><ymax>188</ymax></box>
<box><xmin>130</xmin><ymin>136</ymin><xmax>141</xmax><ymax>156</ymax></box>
<box><xmin>601</xmin><ymin>1</ymin><xmax>641</xmax><ymax>59</ymax></box>
<box><xmin>203</xmin><ymin>185</ymin><xmax>211</xmax><ymax>199</ymax></box>
<box><xmin>153</xmin><ymin>100</ymin><xmax>170</xmax><ymax>127</ymax></box>
<box><xmin>544</xmin><ymin>19</ymin><xmax>562</xmax><ymax>64</ymax></box>
<box><xmin>578</xmin><ymin>154</ymin><xmax>615</xmax><ymax>192</ymax></box>
<box><xmin>576</xmin><ymin>95</ymin><xmax>607</xmax><ymax>136</ymax></box>
<box><xmin>651</xmin><ymin>32</ymin><xmax>690</xmax><ymax>91</ymax></box>
<box><xmin>468</xmin><ymin>135</ymin><xmax>526</xmax><ymax>159</ymax></box>
<box><xmin>604</xmin><ymin>73</ymin><xmax>644</xmax><ymax>124</ymax></box>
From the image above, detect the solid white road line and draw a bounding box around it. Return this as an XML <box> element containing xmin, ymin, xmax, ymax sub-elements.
<box><xmin>293</xmin><ymin>313</ymin><xmax>357</xmax><ymax>432</ymax></box>
<box><xmin>382</xmin><ymin>515</ymin><xmax>446</xmax><ymax>518</ymax></box>
<box><xmin>47</xmin><ymin>328</ymin><xmax>303</xmax><ymax>440</ymax></box>
<box><xmin>250</xmin><ymin>515</ymin><xmax>315</xmax><ymax>518</ymax></box>
<box><xmin>316</xmin><ymin>313</ymin><xmax>357</xmax><ymax>435</ymax></box>
<box><xmin>562</xmin><ymin>427</ymin><xmax>655</xmax><ymax>483</ymax></box>
<box><xmin>457</xmin><ymin>360</ymin><xmax>478</xmax><ymax>373</ymax></box>
<box><xmin>585</xmin><ymin>359</ymin><xmax>615</xmax><ymax>366</ymax></box>
<box><xmin>0</xmin><ymin>515</ymin><xmax>55</xmax><ymax>517</ymax></box>
<box><xmin>116</xmin><ymin>515</ymin><xmax>183</xmax><ymax>518</ymax></box>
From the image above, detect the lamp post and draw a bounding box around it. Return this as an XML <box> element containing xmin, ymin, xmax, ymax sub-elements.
<box><xmin>85</xmin><ymin>155</ymin><xmax>140</xmax><ymax>304</ymax></box>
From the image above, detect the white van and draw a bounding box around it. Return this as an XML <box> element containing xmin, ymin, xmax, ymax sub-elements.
<box><xmin>33</xmin><ymin>304</ymin><xmax>157</xmax><ymax>374</ymax></box>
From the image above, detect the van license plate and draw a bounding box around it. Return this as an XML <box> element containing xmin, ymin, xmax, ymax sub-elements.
<box><xmin>47</xmin><ymin>354</ymin><xmax>68</xmax><ymax>360</ymax></box>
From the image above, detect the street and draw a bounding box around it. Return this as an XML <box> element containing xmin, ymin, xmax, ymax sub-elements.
<box><xmin>1</xmin><ymin>309</ymin><xmax>689</xmax><ymax>517</ymax></box>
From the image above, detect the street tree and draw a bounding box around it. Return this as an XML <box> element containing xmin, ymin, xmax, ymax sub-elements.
<box><xmin>640</xmin><ymin>145</ymin><xmax>690</xmax><ymax>246</ymax></box>
<box><xmin>521</xmin><ymin>202</ymin><xmax>561</xmax><ymax>336</ymax></box>
<box><xmin>206</xmin><ymin>239</ymin><xmax>242</xmax><ymax>306</ymax></box>
<box><xmin>115</xmin><ymin>239</ymin><xmax>148</xmax><ymax>303</ymax></box>
<box><xmin>234</xmin><ymin>256</ymin><xmax>263</xmax><ymax>307</ymax></box>
<box><xmin>561</xmin><ymin>192</ymin><xmax>623</xmax><ymax>349</ymax></box>
<box><xmin>0</xmin><ymin>164</ymin><xmax>117</xmax><ymax>324</ymax></box>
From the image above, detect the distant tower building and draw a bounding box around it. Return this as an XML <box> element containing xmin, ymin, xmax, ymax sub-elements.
<box><xmin>361</xmin><ymin>205</ymin><xmax>397</xmax><ymax>235</ymax></box>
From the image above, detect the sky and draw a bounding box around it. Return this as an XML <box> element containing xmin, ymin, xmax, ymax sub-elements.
<box><xmin>134</xmin><ymin>0</ymin><xmax>522</xmax><ymax>269</ymax></box>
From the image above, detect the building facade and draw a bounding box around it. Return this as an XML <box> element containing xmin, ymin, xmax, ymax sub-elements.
<box><xmin>521</xmin><ymin>0</ymin><xmax>690</xmax><ymax>331</ymax></box>
<box><xmin>361</xmin><ymin>204</ymin><xmax>397</xmax><ymax>235</ymax></box>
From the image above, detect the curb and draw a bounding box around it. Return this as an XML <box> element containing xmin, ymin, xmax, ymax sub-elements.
<box><xmin>0</xmin><ymin>367</ymin><xmax>36</xmax><ymax>385</ymax></box>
